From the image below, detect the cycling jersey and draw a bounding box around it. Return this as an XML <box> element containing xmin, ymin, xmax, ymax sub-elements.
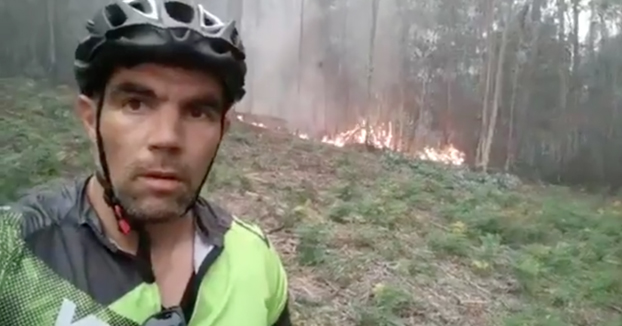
<box><xmin>0</xmin><ymin>177</ymin><xmax>291</xmax><ymax>325</ymax></box>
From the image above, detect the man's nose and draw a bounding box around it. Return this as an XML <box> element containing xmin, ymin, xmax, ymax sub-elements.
<box><xmin>147</xmin><ymin>105</ymin><xmax>182</xmax><ymax>151</ymax></box>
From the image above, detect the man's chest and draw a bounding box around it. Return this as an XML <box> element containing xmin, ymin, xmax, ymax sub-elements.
<box><xmin>5</xmin><ymin>235</ymin><xmax>271</xmax><ymax>325</ymax></box>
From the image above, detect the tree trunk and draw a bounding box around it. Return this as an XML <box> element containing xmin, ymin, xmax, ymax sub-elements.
<box><xmin>556</xmin><ymin>0</ymin><xmax>567</xmax><ymax>113</ymax></box>
<box><xmin>565</xmin><ymin>0</ymin><xmax>580</xmax><ymax>167</ymax></box>
<box><xmin>555</xmin><ymin>0</ymin><xmax>568</xmax><ymax>175</ymax></box>
<box><xmin>609</xmin><ymin>68</ymin><xmax>619</xmax><ymax>140</ymax></box>
<box><xmin>296</xmin><ymin>0</ymin><xmax>305</xmax><ymax>108</ymax></box>
<box><xmin>516</xmin><ymin>0</ymin><xmax>544</xmax><ymax>166</ymax></box>
<box><xmin>397</xmin><ymin>10</ymin><xmax>408</xmax><ymax>151</ymax></box>
<box><xmin>481</xmin><ymin>1</ymin><xmax>514</xmax><ymax>171</ymax></box>
<box><xmin>338</xmin><ymin>0</ymin><xmax>349</xmax><ymax>133</ymax></box>
<box><xmin>364</xmin><ymin>0</ymin><xmax>380</xmax><ymax>146</ymax></box>
<box><xmin>506</xmin><ymin>47</ymin><xmax>523</xmax><ymax>171</ymax></box>
<box><xmin>505</xmin><ymin>3</ymin><xmax>529</xmax><ymax>171</ymax></box>
<box><xmin>46</xmin><ymin>0</ymin><xmax>56</xmax><ymax>77</ymax></box>
<box><xmin>411</xmin><ymin>74</ymin><xmax>429</xmax><ymax>152</ymax></box>
<box><xmin>587</xmin><ymin>0</ymin><xmax>597</xmax><ymax>63</ymax></box>
<box><xmin>445</xmin><ymin>78</ymin><xmax>453</xmax><ymax>145</ymax></box>
<box><xmin>475</xmin><ymin>0</ymin><xmax>496</xmax><ymax>167</ymax></box>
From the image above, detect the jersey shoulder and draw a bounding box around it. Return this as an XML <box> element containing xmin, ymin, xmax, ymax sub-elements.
<box><xmin>230</xmin><ymin>216</ymin><xmax>271</xmax><ymax>247</ymax></box>
<box><xmin>0</xmin><ymin>178</ymin><xmax>89</xmax><ymax>282</ymax></box>
<box><xmin>216</xmin><ymin>210</ymin><xmax>281</xmax><ymax>263</ymax></box>
<box><xmin>7</xmin><ymin>177</ymin><xmax>88</xmax><ymax>238</ymax></box>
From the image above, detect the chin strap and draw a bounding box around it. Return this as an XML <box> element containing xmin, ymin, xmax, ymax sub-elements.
<box><xmin>94</xmin><ymin>92</ymin><xmax>131</xmax><ymax>234</ymax></box>
<box><xmin>111</xmin><ymin>199</ymin><xmax>132</xmax><ymax>234</ymax></box>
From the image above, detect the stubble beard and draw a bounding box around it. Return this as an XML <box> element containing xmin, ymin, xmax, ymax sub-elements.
<box><xmin>116</xmin><ymin>185</ymin><xmax>195</xmax><ymax>225</ymax></box>
<box><xmin>96</xmin><ymin>156</ymin><xmax>196</xmax><ymax>224</ymax></box>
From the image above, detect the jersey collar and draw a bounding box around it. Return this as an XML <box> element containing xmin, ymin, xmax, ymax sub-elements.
<box><xmin>79</xmin><ymin>176</ymin><xmax>232</xmax><ymax>249</ymax></box>
<box><xmin>192</xmin><ymin>197</ymin><xmax>232</xmax><ymax>247</ymax></box>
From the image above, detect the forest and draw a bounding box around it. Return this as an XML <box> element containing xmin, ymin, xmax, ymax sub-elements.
<box><xmin>2</xmin><ymin>0</ymin><xmax>622</xmax><ymax>189</ymax></box>
<box><xmin>2</xmin><ymin>1</ymin><xmax>622</xmax><ymax>324</ymax></box>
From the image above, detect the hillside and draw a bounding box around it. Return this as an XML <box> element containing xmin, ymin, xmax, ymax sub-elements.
<box><xmin>1</xmin><ymin>78</ymin><xmax>621</xmax><ymax>326</ymax></box>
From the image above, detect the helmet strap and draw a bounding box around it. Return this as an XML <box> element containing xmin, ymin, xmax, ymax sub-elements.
<box><xmin>94</xmin><ymin>92</ymin><xmax>133</xmax><ymax>235</ymax></box>
<box><xmin>186</xmin><ymin>114</ymin><xmax>226</xmax><ymax>212</ymax></box>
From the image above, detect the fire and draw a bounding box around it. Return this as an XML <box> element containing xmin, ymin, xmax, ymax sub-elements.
<box><xmin>236</xmin><ymin>114</ymin><xmax>266</xmax><ymax>128</ymax></box>
<box><xmin>417</xmin><ymin>145</ymin><xmax>465</xmax><ymax>166</ymax></box>
<box><xmin>235</xmin><ymin>114</ymin><xmax>465</xmax><ymax>166</ymax></box>
<box><xmin>321</xmin><ymin>121</ymin><xmax>394</xmax><ymax>149</ymax></box>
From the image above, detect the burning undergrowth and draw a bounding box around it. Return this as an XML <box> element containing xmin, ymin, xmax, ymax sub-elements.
<box><xmin>235</xmin><ymin>112</ymin><xmax>466</xmax><ymax>166</ymax></box>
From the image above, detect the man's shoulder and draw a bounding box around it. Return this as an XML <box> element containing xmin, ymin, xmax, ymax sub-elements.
<box><xmin>214</xmin><ymin>212</ymin><xmax>287</xmax><ymax>279</ymax></box>
<box><xmin>229</xmin><ymin>214</ymin><xmax>271</xmax><ymax>248</ymax></box>
<box><xmin>5</xmin><ymin>177</ymin><xmax>88</xmax><ymax>237</ymax></box>
<box><xmin>195</xmin><ymin>199</ymin><xmax>270</xmax><ymax>247</ymax></box>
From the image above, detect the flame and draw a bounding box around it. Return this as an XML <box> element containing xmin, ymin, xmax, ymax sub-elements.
<box><xmin>236</xmin><ymin>114</ymin><xmax>266</xmax><ymax>128</ymax></box>
<box><xmin>416</xmin><ymin>145</ymin><xmax>465</xmax><ymax>166</ymax></box>
<box><xmin>321</xmin><ymin>121</ymin><xmax>394</xmax><ymax>149</ymax></box>
<box><xmin>235</xmin><ymin>114</ymin><xmax>465</xmax><ymax>166</ymax></box>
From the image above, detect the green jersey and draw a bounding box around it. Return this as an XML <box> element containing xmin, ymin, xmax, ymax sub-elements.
<box><xmin>0</xmin><ymin>177</ymin><xmax>291</xmax><ymax>325</ymax></box>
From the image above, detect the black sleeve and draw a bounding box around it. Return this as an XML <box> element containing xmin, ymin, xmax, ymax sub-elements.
<box><xmin>271</xmin><ymin>302</ymin><xmax>292</xmax><ymax>326</ymax></box>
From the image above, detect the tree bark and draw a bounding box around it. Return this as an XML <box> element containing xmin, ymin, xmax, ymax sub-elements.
<box><xmin>555</xmin><ymin>0</ymin><xmax>568</xmax><ymax>174</ymax></box>
<box><xmin>476</xmin><ymin>0</ymin><xmax>496</xmax><ymax>167</ymax></box>
<box><xmin>481</xmin><ymin>1</ymin><xmax>514</xmax><ymax>171</ymax></box>
<box><xmin>46</xmin><ymin>0</ymin><xmax>56</xmax><ymax>77</ymax></box>
<box><xmin>296</xmin><ymin>0</ymin><xmax>305</xmax><ymax>109</ymax></box>
<box><xmin>364</xmin><ymin>0</ymin><xmax>380</xmax><ymax>145</ymax></box>
<box><xmin>516</xmin><ymin>0</ymin><xmax>544</xmax><ymax>167</ymax></box>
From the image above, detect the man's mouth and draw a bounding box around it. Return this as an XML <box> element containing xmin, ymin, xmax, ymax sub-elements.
<box><xmin>141</xmin><ymin>170</ymin><xmax>181</xmax><ymax>180</ymax></box>
<box><xmin>138</xmin><ymin>170</ymin><xmax>184</xmax><ymax>192</ymax></box>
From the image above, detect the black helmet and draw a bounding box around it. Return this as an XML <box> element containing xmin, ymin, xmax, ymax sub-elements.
<box><xmin>74</xmin><ymin>0</ymin><xmax>246</xmax><ymax>102</ymax></box>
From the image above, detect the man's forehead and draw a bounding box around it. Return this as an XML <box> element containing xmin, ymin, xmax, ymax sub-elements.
<box><xmin>107</xmin><ymin>63</ymin><xmax>223</xmax><ymax>100</ymax></box>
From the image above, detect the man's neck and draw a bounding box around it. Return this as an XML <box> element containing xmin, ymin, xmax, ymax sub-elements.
<box><xmin>86</xmin><ymin>176</ymin><xmax>194</xmax><ymax>255</ymax></box>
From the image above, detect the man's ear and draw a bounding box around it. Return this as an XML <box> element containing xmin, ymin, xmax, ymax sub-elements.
<box><xmin>75</xmin><ymin>94</ymin><xmax>97</xmax><ymax>144</ymax></box>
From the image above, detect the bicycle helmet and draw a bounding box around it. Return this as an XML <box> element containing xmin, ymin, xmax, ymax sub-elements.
<box><xmin>73</xmin><ymin>0</ymin><xmax>246</xmax><ymax>245</ymax></box>
<box><xmin>74</xmin><ymin>0</ymin><xmax>246</xmax><ymax>102</ymax></box>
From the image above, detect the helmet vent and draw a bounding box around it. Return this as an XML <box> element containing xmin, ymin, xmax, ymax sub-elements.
<box><xmin>230</xmin><ymin>28</ymin><xmax>239</xmax><ymax>45</ymax></box>
<box><xmin>104</xmin><ymin>4</ymin><xmax>127</xmax><ymax>28</ymax></box>
<box><xmin>202</xmin><ymin>15</ymin><xmax>216</xmax><ymax>27</ymax></box>
<box><xmin>170</xmin><ymin>27</ymin><xmax>190</xmax><ymax>40</ymax></box>
<box><xmin>129</xmin><ymin>0</ymin><xmax>149</xmax><ymax>13</ymax></box>
<box><xmin>123</xmin><ymin>0</ymin><xmax>156</xmax><ymax>18</ymax></box>
<box><xmin>165</xmin><ymin>1</ymin><xmax>194</xmax><ymax>24</ymax></box>
<box><xmin>198</xmin><ymin>4</ymin><xmax>223</xmax><ymax>29</ymax></box>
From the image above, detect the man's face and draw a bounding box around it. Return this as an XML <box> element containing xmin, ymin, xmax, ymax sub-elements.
<box><xmin>77</xmin><ymin>63</ymin><xmax>230</xmax><ymax>223</ymax></box>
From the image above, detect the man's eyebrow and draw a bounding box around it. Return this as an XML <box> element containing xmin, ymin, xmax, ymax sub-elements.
<box><xmin>109</xmin><ymin>82</ymin><xmax>156</xmax><ymax>98</ymax></box>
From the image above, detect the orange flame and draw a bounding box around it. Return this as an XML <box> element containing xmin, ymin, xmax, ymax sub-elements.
<box><xmin>417</xmin><ymin>145</ymin><xmax>465</xmax><ymax>166</ymax></box>
<box><xmin>321</xmin><ymin>121</ymin><xmax>394</xmax><ymax>149</ymax></box>
<box><xmin>236</xmin><ymin>114</ymin><xmax>267</xmax><ymax>128</ymax></box>
<box><xmin>235</xmin><ymin>114</ymin><xmax>465</xmax><ymax>166</ymax></box>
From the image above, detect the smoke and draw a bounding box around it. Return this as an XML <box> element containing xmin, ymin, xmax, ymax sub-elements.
<box><xmin>207</xmin><ymin>0</ymin><xmax>406</xmax><ymax>137</ymax></box>
<box><xmin>236</xmin><ymin>0</ymin><xmax>330</xmax><ymax>135</ymax></box>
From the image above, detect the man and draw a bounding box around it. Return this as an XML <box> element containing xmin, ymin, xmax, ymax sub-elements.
<box><xmin>0</xmin><ymin>0</ymin><xmax>292</xmax><ymax>325</ymax></box>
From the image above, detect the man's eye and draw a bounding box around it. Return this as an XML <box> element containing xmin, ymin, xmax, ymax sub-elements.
<box><xmin>123</xmin><ymin>98</ymin><xmax>146</xmax><ymax>111</ymax></box>
<box><xmin>189</xmin><ymin>107</ymin><xmax>220</xmax><ymax>121</ymax></box>
<box><xmin>189</xmin><ymin>107</ymin><xmax>207</xmax><ymax>118</ymax></box>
